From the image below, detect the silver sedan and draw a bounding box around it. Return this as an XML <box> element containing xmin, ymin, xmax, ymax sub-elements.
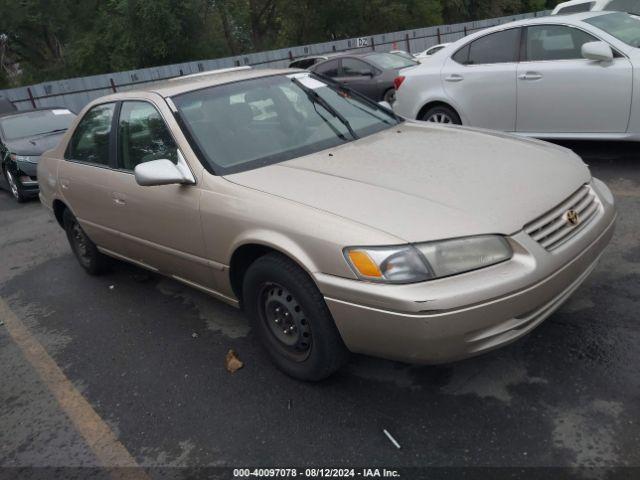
<box><xmin>393</xmin><ymin>11</ymin><xmax>640</xmax><ymax>141</ymax></box>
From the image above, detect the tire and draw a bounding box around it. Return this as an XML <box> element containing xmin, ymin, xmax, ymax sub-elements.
<box><xmin>383</xmin><ymin>88</ymin><xmax>396</xmax><ymax>105</ymax></box>
<box><xmin>3</xmin><ymin>165</ymin><xmax>26</xmax><ymax>203</ymax></box>
<box><xmin>243</xmin><ymin>253</ymin><xmax>349</xmax><ymax>381</ymax></box>
<box><xmin>419</xmin><ymin>104</ymin><xmax>461</xmax><ymax>125</ymax></box>
<box><xmin>62</xmin><ymin>208</ymin><xmax>110</xmax><ymax>275</ymax></box>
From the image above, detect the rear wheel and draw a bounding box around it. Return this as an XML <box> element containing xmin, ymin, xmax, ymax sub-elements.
<box><xmin>243</xmin><ymin>253</ymin><xmax>349</xmax><ymax>381</ymax></box>
<box><xmin>419</xmin><ymin>104</ymin><xmax>461</xmax><ymax>125</ymax></box>
<box><xmin>383</xmin><ymin>88</ymin><xmax>396</xmax><ymax>105</ymax></box>
<box><xmin>63</xmin><ymin>208</ymin><xmax>110</xmax><ymax>275</ymax></box>
<box><xmin>4</xmin><ymin>166</ymin><xmax>26</xmax><ymax>203</ymax></box>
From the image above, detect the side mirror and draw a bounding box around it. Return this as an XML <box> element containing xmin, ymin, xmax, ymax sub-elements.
<box><xmin>582</xmin><ymin>41</ymin><xmax>613</xmax><ymax>62</ymax></box>
<box><xmin>134</xmin><ymin>159</ymin><xmax>194</xmax><ymax>186</ymax></box>
<box><xmin>378</xmin><ymin>101</ymin><xmax>392</xmax><ymax>110</ymax></box>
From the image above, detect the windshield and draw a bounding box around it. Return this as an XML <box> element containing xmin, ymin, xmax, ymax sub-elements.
<box><xmin>172</xmin><ymin>73</ymin><xmax>400</xmax><ymax>174</ymax></box>
<box><xmin>584</xmin><ymin>12</ymin><xmax>640</xmax><ymax>47</ymax></box>
<box><xmin>0</xmin><ymin>109</ymin><xmax>75</xmax><ymax>141</ymax></box>
<box><xmin>364</xmin><ymin>52</ymin><xmax>417</xmax><ymax>69</ymax></box>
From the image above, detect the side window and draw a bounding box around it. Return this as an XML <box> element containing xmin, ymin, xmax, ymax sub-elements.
<box><xmin>314</xmin><ymin>59</ymin><xmax>340</xmax><ymax>77</ymax></box>
<box><xmin>525</xmin><ymin>25</ymin><xmax>598</xmax><ymax>61</ymax></box>
<box><xmin>452</xmin><ymin>44</ymin><xmax>470</xmax><ymax>64</ymax></box>
<box><xmin>451</xmin><ymin>44</ymin><xmax>469</xmax><ymax>65</ymax></box>
<box><xmin>66</xmin><ymin>103</ymin><xmax>115</xmax><ymax>165</ymax></box>
<box><xmin>467</xmin><ymin>29</ymin><xmax>521</xmax><ymax>64</ymax></box>
<box><xmin>557</xmin><ymin>2</ymin><xmax>595</xmax><ymax>14</ymax></box>
<box><xmin>341</xmin><ymin>58</ymin><xmax>373</xmax><ymax>76</ymax></box>
<box><xmin>118</xmin><ymin>101</ymin><xmax>178</xmax><ymax>171</ymax></box>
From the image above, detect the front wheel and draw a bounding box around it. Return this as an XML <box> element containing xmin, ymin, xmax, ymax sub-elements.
<box><xmin>4</xmin><ymin>166</ymin><xmax>26</xmax><ymax>203</ymax></box>
<box><xmin>243</xmin><ymin>253</ymin><xmax>349</xmax><ymax>381</ymax></box>
<box><xmin>419</xmin><ymin>105</ymin><xmax>461</xmax><ymax>125</ymax></box>
<box><xmin>63</xmin><ymin>208</ymin><xmax>110</xmax><ymax>275</ymax></box>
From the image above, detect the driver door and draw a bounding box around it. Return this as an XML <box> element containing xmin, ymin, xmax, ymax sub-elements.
<box><xmin>516</xmin><ymin>25</ymin><xmax>633</xmax><ymax>134</ymax></box>
<box><xmin>107</xmin><ymin>100</ymin><xmax>212</xmax><ymax>288</ymax></box>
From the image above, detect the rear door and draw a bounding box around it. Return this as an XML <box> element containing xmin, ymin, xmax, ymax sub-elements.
<box><xmin>516</xmin><ymin>24</ymin><xmax>632</xmax><ymax>134</ymax></box>
<box><xmin>441</xmin><ymin>28</ymin><xmax>522</xmax><ymax>131</ymax></box>
<box><xmin>312</xmin><ymin>59</ymin><xmax>340</xmax><ymax>79</ymax></box>
<box><xmin>334</xmin><ymin>58</ymin><xmax>380</xmax><ymax>100</ymax></box>
<box><xmin>58</xmin><ymin>102</ymin><xmax>122</xmax><ymax>250</ymax></box>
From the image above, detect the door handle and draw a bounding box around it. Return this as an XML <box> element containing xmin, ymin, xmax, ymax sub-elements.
<box><xmin>518</xmin><ymin>72</ymin><xmax>543</xmax><ymax>81</ymax></box>
<box><xmin>112</xmin><ymin>193</ymin><xmax>127</xmax><ymax>206</ymax></box>
<box><xmin>445</xmin><ymin>74</ymin><xmax>463</xmax><ymax>82</ymax></box>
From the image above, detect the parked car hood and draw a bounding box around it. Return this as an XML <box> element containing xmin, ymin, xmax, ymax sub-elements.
<box><xmin>224</xmin><ymin>122</ymin><xmax>591</xmax><ymax>243</ymax></box>
<box><xmin>4</xmin><ymin>131</ymin><xmax>67</xmax><ymax>157</ymax></box>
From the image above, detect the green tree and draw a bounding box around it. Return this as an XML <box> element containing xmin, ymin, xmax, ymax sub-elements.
<box><xmin>0</xmin><ymin>0</ymin><xmax>564</xmax><ymax>87</ymax></box>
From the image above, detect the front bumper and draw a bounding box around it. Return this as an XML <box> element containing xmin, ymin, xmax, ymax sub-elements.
<box><xmin>15</xmin><ymin>159</ymin><xmax>40</xmax><ymax>194</ymax></box>
<box><xmin>316</xmin><ymin>180</ymin><xmax>616</xmax><ymax>364</ymax></box>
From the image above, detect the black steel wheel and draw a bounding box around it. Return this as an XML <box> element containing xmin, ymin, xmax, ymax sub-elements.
<box><xmin>243</xmin><ymin>252</ymin><xmax>349</xmax><ymax>381</ymax></box>
<box><xmin>63</xmin><ymin>208</ymin><xmax>110</xmax><ymax>275</ymax></box>
<box><xmin>259</xmin><ymin>282</ymin><xmax>313</xmax><ymax>362</ymax></box>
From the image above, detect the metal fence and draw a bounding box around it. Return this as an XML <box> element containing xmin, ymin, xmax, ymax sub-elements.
<box><xmin>0</xmin><ymin>10</ymin><xmax>550</xmax><ymax>113</ymax></box>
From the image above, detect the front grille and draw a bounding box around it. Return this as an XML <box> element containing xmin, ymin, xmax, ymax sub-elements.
<box><xmin>524</xmin><ymin>184</ymin><xmax>600</xmax><ymax>251</ymax></box>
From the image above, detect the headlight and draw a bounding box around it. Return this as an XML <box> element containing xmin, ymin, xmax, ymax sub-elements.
<box><xmin>11</xmin><ymin>154</ymin><xmax>39</xmax><ymax>164</ymax></box>
<box><xmin>415</xmin><ymin>235</ymin><xmax>512</xmax><ymax>279</ymax></box>
<box><xmin>344</xmin><ymin>245</ymin><xmax>431</xmax><ymax>283</ymax></box>
<box><xmin>345</xmin><ymin>235</ymin><xmax>512</xmax><ymax>284</ymax></box>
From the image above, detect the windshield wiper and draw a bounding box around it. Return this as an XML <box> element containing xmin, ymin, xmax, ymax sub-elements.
<box><xmin>341</xmin><ymin>94</ymin><xmax>395</xmax><ymax>126</ymax></box>
<box><xmin>291</xmin><ymin>76</ymin><xmax>358</xmax><ymax>140</ymax></box>
<box><xmin>311</xmin><ymin>102</ymin><xmax>349</xmax><ymax>141</ymax></box>
<box><xmin>35</xmin><ymin>128</ymin><xmax>68</xmax><ymax>136</ymax></box>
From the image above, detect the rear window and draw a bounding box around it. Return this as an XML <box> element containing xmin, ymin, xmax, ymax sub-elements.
<box><xmin>290</xmin><ymin>58</ymin><xmax>321</xmax><ymax>69</ymax></box>
<box><xmin>605</xmin><ymin>0</ymin><xmax>640</xmax><ymax>15</ymax></box>
<box><xmin>585</xmin><ymin>12</ymin><xmax>640</xmax><ymax>47</ymax></box>
<box><xmin>453</xmin><ymin>28</ymin><xmax>521</xmax><ymax>64</ymax></box>
<box><xmin>557</xmin><ymin>2</ymin><xmax>595</xmax><ymax>14</ymax></box>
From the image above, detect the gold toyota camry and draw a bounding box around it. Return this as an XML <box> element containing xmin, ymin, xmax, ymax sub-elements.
<box><xmin>38</xmin><ymin>67</ymin><xmax>616</xmax><ymax>381</ymax></box>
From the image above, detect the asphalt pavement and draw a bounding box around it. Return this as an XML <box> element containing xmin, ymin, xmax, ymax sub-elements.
<box><xmin>0</xmin><ymin>141</ymin><xmax>638</xmax><ymax>479</ymax></box>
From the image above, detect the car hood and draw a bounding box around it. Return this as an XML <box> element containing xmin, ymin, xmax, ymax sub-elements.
<box><xmin>224</xmin><ymin>122</ymin><xmax>591</xmax><ymax>243</ymax></box>
<box><xmin>5</xmin><ymin>131</ymin><xmax>67</xmax><ymax>157</ymax></box>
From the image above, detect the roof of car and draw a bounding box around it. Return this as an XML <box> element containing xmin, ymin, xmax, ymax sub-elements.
<box><xmin>110</xmin><ymin>67</ymin><xmax>300</xmax><ymax>99</ymax></box>
<box><xmin>498</xmin><ymin>9</ymin><xmax>612</xmax><ymax>26</ymax></box>
<box><xmin>553</xmin><ymin>0</ymin><xmax>609</xmax><ymax>10</ymax></box>
<box><xmin>447</xmin><ymin>9</ymin><xmax>615</xmax><ymax>40</ymax></box>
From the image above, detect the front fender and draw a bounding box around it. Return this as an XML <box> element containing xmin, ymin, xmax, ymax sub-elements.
<box><xmin>228</xmin><ymin>229</ymin><xmax>320</xmax><ymax>275</ymax></box>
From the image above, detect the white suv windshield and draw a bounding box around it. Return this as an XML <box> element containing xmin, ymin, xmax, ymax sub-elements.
<box><xmin>172</xmin><ymin>74</ymin><xmax>400</xmax><ymax>174</ymax></box>
<box><xmin>584</xmin><ymin>12</ymin><xmax>640</xmax><ymax>47</ymax></box>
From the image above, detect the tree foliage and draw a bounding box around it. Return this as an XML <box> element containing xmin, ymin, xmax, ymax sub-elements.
<box><xmin>0</xmin><ymin>0</ymin><xmax>563</xmax><ymax>86</ymax></box>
